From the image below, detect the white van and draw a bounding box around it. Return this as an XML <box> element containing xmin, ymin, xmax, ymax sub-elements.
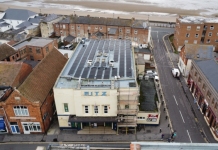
<box><xmin>64</xmin><ymin>44</ymin><xmax>73</xmax><ymax>50</ymax></box>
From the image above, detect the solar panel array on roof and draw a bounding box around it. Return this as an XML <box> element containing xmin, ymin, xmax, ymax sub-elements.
<box><xmin>126</xmin><ymin>40</ymin><xmax>132</xmax><ymax>77</ymax></box>
<box><xmin>119</xmin><ymin>40</ymin><xmax>125</xmax><ymax>77</ymax></box>
<box><xmin>68</xmin><ymin>39</ymin><xmax>133</xmax><ymax>79</ymax></box>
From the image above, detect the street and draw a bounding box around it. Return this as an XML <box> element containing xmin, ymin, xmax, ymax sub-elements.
<box><xmin>151</xmin><ymin>27</ymin><xmax>216</xmax><ymax>143</ymax></box>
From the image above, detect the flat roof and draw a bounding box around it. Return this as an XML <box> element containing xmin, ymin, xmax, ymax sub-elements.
<box><xmin>55</xmin><ymin>39</ymin><xmax>137</xmax><ymax>89</ymax></box>
<box><xmin>179</xmin><ymin>16</ymin><xmax>218</xmax><ymax>24</ymax></box>
<box><xmin>13</xmin><ymin>38</ymin><xmax>53</xmax><ymax>50</ymax></box>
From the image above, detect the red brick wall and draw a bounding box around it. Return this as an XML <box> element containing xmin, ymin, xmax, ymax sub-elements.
<box><xmin>40</xmin><ymin>91</ymin><xmax>55</xmax><ymax>132</ymax></box>
<box><xmin>3</xmin><ymin>90</ymin><xmax>44</xmax><ymax>134</ymax></box>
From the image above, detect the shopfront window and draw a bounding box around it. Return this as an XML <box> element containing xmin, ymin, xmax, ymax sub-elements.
<box><xmin>64</xmin><ymin>103</ymin><xmax>69</xmax><ymax>112</ymax></box>
<box><xmin>22</xmin><ymin>122</ymin><xmax>41</xmax><ymax>132</ymax></box>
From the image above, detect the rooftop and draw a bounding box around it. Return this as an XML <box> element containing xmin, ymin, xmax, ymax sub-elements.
<box><xmin>3</xmin><ymin>8</ymin><xmax>36</xmax><ymax>21</ymax></box>
<box><xmin>194</xmin><ymin>59</ymin><xmax>218</xmax><ymax>92</ymax></box>
<box><xmin>179</xmin><ymin>16</ymin><xmax>218</xmax><ymax>24</ymax></box>
<box><xmin>185</xmin><ymin>44</ymin><xmax>214</xmax><ymax>60</ymax></box>
<box><xmin>0</xmin><ymin>43</ymin><xmax>16</xmax><ymax>61</ymax></box>
<box><xmin>13</xmin><ymin>37</ymin><xmax>54</xmax><ymax>50</ymax></box>
<box><xmin>55</xmin><ymin>39</ymin><xmax>137</xmax><ymax>89</ymax></box>
<box><xmin>42</xmin><ymin>14</ymin><xmax>60</xmax><ymax>22</ymax></box>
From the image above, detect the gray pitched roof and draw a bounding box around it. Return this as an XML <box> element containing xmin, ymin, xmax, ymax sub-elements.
<box><xmin>106</xmin><ymin>18</ymin><xmax>132</xmax><ymax>26</ymax></box>
<box><xmin>16</xmin><ymin>21</ymin><xmax>32</xmax><ymax>28</ymax></box>
<box><xmin>3</xmin><ymin>8</ymin><xmax>36</xmax><ymax>20</ymax></box>
<box><xmin>64</xmin><ymin>35</ymin><xmax>76</xmax><ymax>43</ymax></box>
<box><xmin>185</xmin><ymin>44</ymin><xmax>214</xmax><ymax>60</ymax></box>
<box><xmin>42</xmin><ymin>14</ymin><xmax>59</xmax><ymax>22</ymax></box>
<box><xmin>59</xmin><ymin>17</ymin><xmax>70</xmax><ymax>23</ymax></box>
<box><xmin>0</xmin><ymin>22</ymin><xmax>10</xmax><ymax>27</ymax></box>
<box><xmin>0</xmin><ymin>43</ymin><xmax>16</xmax><ymax>60</ymax></box>
<box><xmin>132</xmin><ymin>20</ymin><xmax>147</xmax><ymax>28</ymax></box>
<box><xmin>194</xmin><ymin>59</ymin><xmax>218</xmax><ymax>92</ymax></box>
<box><xmin>28</xmin><ymin>17</ymin><xmax>41</xmax><ymax>24</ymax></box>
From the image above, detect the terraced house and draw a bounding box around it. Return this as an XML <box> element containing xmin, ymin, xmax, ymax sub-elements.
<box><xmin>53</xmin><ymin>15</ymin><xmax>150</xmax><ymax>45</ymax></box>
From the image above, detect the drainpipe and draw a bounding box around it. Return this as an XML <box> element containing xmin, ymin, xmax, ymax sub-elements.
<box><xmin>147</xmin><ymin>26</ymin><xmax>151</xmax><ymax>44</ymax></box>
<box><xmin>0</xmin><ymin>107</ymin><xmax>10</xmax><ymax>133</ymax></box>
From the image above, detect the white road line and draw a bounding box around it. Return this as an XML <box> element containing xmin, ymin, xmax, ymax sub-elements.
<box><xmin>179</xmin><ymin>110</ymin><xmax>185</xmax><ymax>123</ymax></box>
<box><xmin>173</xmin><ymin>95</ymin><xmax>178</xmax><ymax>105</ymax></box>
<box><xmin>187</xmin><ymin>130</ymin><xmax>192</xmax><ymax>143</ymax></box>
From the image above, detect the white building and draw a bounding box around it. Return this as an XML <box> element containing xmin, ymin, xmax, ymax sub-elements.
<box><xmin>54</xmin><ymin>39</ymin><xmax>141</xmax><ymax>134</ymax></box>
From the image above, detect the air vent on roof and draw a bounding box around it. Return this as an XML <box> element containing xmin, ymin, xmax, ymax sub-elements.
<box><xmin>96</xmin><ymin>58</ymin><xmax>100</xmax><ymax>62</ymax></box>
<box><xmin>109</xmin><ymin>62</ymin><xmax>114</xmax><ymax>67</ymax></box>
<box><xmin>102</xmin><ymin>58</ymin><xmax>105</xmax><ymax>62</ymax></box>
<box><xmin>103</xmin><ymin>53</ymin><xmax>108</xmax><ymax>57</ymax></box>
<box><xmin>97</xmin><ymin>52</ymin><xmax>102</xmax><ymax>57</ymax></box>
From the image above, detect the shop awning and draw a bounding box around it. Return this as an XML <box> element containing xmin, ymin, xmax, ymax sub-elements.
<box><xmin>68</xmin><ymin>115</ymin><xmax>117</xmax><ymax>123</ymax></box>
<box><xmin>0</xmin><ymin>118</ymin><xmax>5</xmax><ymax>131</ymax></box>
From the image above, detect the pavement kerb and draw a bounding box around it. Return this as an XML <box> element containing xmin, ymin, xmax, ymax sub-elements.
<box><xmin>150</xmin><ymin>34</ymin><xmax>174</xmax><ymax>134</ymax></box>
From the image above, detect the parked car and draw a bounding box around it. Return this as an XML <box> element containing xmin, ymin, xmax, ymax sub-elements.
<box><xmin>64</xmin><ymin>44</ymin><xmax>73</xmax><ymax>50</ymax></box>
<box><xmin>172</xmin><ymin>68</ymin><xmax>180</xmax><ymax>78</ymax></box>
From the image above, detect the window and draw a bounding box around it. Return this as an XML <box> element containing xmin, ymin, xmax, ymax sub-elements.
<box><xmin>29</xmin><ymin>48</ymin><xmax>32</xmax><ymax>52</ymax></box>
<box><xmin>215</xmin><ymin>39</ymin><xmax>218</xmax><ymax>43</ymax></box>
<box><xmin>99</xmin><ymin>26</ymin><xmax>102</xmax><ymax>30</ymax></box>
<box><xmin>46</xmin><ymin>47</ymin><xmax>49</xmax><ymax>53</ymax></box>
<box><xmin>22</xmin><ymin>122</ymin><xmax>41</xmax><ymax>132</ymax></box>
<box><xmin>208</xmin><ymin>32</ymin><xmax>212</xmax><ymax>37</ymax></box>
<box><xmin>77</xmin><ymin>25</ymin><xmax>80</xmax><ymax>30</ymax></box>
<box><xmin>13</xmin><ymin>106</ymin><xmax>29</xmax><ymax>116</ymax></box>
<box><xmin>198</xmin><ymin>77</ymin><xmax>201</xmax><ymax>83</ymax></box>
<box><xmin>134</xmin><ymin>30</ymin><xmax>138</xmax><ymax>34</ymax></box>
<box><xmin>63</xmin><ymin>25</ymin><xmax>65</xmax><ymax>29</ymax></box>
<box><xmin>104</xmin><ymin>106</ymin><xmax>108</xmax><ymax>113</ymax></box>
<box><xmin>186</xmin><ymin>33</ymin><xmax>190</xmax><ymax>37</ymax></box>
<box><xmin>88</xmin><ymin>26</ymin><xmax>90</xmax><ymax>30</ymax></box>
<box><xmin>126</xmin><ymin>36</ymin><xmax>129</xmax><ymax>39</ymax></box>
<box><xmin>56</xmin><ymin>24</ymin><xmax>59</xmax><ymax>27</ymax></box>
<box><xmin>134</xmin><ymin>37</ymin><xmax>137</xmax><ymax>41</ymax></box>
<box><xmin>184</xmin><ymin>40</ymin><xmax>188</xmax><ymax>44</ymax></box>
<box><xmin>36</xmin><ymin>48</ymin><xmax>41</xmax><ymax>54</ymax></box>
<box><xmin>202</xmin><ymin>84</ymin><xmax>206</xmax><ymax>91</ymax></box>
<box><xmin>71</xmin><ymin>26</ymin><xmax>74</xmax><ymax>29</ymax></box>
<box><xmin>187</xmin><ymin>26</ymin><xmax>191</xmax><ymax>30</ymax></box>
<box><xmin>94</xmin><ymin>106</ymin><xmax>98</xmax><ymax>113</ymax></box>
<box><xmin>126</xmin><ymin>29</ymin><xmax>130</xmax><ymax>33</ymax></box>
<box><xmin>196</xmin><ymin>26</ymin><xmax>200</xmax><ymax>31</ymax></box>
<box><xmin>195</xmin><ymin>34</ymin><xmax>199</xmax><ymax>38</ymax></box>
<box><xmin>23</xmin><ymin>48</ymin><xmax>26</xmax><ymax>53</ymax></box>
<box><xmin>207</xmin><ymin>91</ymin><xmax>211</xmax><ymax>98</ymax></box>
<box><xmin>108</xmin><ymin>28</ymin><xmax>110</xmax><ymax>31</ymax></box>
<box><xmin>137</xmin><ymin>117</ymin><xmax>145</xmax><ymax>120</ymax></box>
<box><xmin>85</xmin><ymin>106</ymin><xmax>89</xmax><ymax>113</ymax></box>
<box><xmin>125</xmin><ymin>105</ymin><xmax>129</xmax><ymax>109</ymax></box>
<box><xmin>95</xmin><ymin>26</ymin><xmax>98</xmax><ymax>29</ymax></box>
<box><xmin>193</xmin><ymin>40</ymin><xmax>197</xmax><ymax>44</ymax></box>
<box><xmin>119</xmin><ymin>28</ymin><xmax>122</xmax><ymax>32</ymax></box>
<box><xmin>210</xmin><ymin>26</ymin><xmax>214</xmax><ymax>30</ymax></box>
<box><xmin>207</xmin><ymin>39</ymin><xmax>210</xmax><ymax>43</ymax></box>
<box><xmin>64</xmin><ymin>103</ymin><xmax>69</xmax><ymax>112</ymax></box>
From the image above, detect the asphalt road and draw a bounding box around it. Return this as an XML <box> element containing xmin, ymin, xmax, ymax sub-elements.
<box><xmin>151</xmin><ymin>27</ymin><xmax>205</xmax><ymax>143</ymax></box>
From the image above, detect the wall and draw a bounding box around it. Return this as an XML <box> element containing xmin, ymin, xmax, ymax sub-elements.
<box><xmin>3</xmin><ymin>90</ymin><xmax>45</xmax><ymax>134</ymax></box>
<box><xmin>4</xmin><ymin>19</ymin><xmax>24</xmax><ymax>29</ymax></box>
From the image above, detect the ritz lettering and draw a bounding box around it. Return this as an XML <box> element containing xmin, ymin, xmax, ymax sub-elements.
<box><xmin>84</xmin><ymin>91</ymin><xmax>107</xmax><ymax>96</ymax></box>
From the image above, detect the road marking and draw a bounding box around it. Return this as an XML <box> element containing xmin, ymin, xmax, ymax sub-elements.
<box><xmin>179</xmin><ymin>110</ymin><xmax>185</xmax><ymax>123</ymax></box>
<box><xmin>187</xmin><ymin>130</ymin><xmax>192</xmax><ymax>143</ymax></box>
<box><xmin>173</xmin><ymin>95</ymin><xmax>178</xmax><ymax>105</ymax></box>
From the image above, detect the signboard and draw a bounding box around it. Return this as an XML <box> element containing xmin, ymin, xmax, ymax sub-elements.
<box><xmin>147</xmin><ymin>114</ymin><xmax>158</xmax><ymax>122</ymax></box>
<box><xmin>84</xmin><ymin>91</ymin><xmax>107</xmax><ymax>96</ymax></box>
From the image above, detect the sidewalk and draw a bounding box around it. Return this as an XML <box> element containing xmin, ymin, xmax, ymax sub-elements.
<box><xmin>1</xmin><ymin>103</ymin><xmax>171</xmax><ymax>143</ymax></box>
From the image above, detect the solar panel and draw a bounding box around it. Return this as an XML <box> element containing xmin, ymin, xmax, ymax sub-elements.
<box><xmin>96</xmin><ymin>67</ymin><xmax>104</xmax><ymax>79</ymax></box>
<box><xmin>81</xmin><ymin>67</ymin><xmax>90</xmax><ymax>78</ymax></box>
<box><xmin>112</xmin><ymin>68</ymin><xmax>117</xmax><ymax>76</ymax></box>
<box><xmin>104</xmin><ymin>68</ymin><xmax>111</xmax><ymax>79</ymax></box>
<box><xmin>89</xmin><ymin>67</ymin><xmax>97</xmax><ymax>79</ymax></box>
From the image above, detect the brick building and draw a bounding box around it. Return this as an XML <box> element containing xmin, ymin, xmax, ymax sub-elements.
<box><xmin>173</xmin><ymin>16</ymin><xmax>218</xmax><ymax>52</ymax></box>
<box><xmin>53</xmin><ymin>15</ymin><xmax>150</xmax><ymax>45</ymax></box>
<box><xmin>0</xmin><ymin>48</ymin><xmax>67</xmax><ymax>134</ymax></box>
<box><xmin>0</xmin><ymin>43</ymin><xmax>17</xmax><ymax>61</ymax></box>
<box><xmin>178</xmin><ymin>44</ymin><xmax>214</xmax><ymax>77</ymax></box>
<box><xmin>0</xmin><ymin>62</ymin><xmax>32</xmax><ymax>133</ymax></box>
<box><xmin>12</xmin><ymin>37</ymin><xmax>58</xmax><ymax>61</ymax></box>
